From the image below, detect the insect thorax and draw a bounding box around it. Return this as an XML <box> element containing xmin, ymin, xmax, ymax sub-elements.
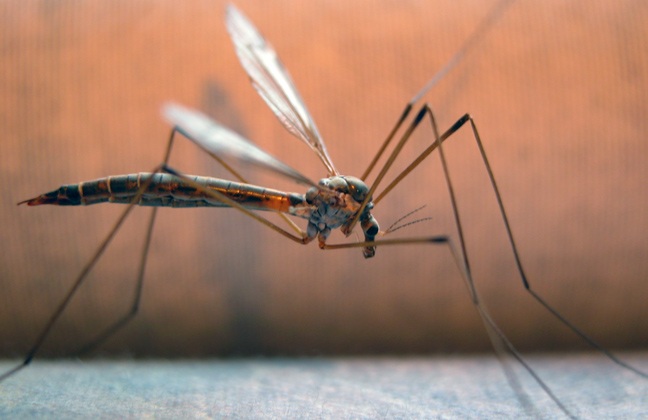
<box><xmin>300</xmin><ymin>175</ymin><xmax>379</xmax><ymax>258</ymax></box>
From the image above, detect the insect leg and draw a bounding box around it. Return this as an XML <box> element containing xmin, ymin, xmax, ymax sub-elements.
<box><xmin>0</xmin><ymin>130</ymin><xmax>181</xmax><ymax>382</ymax></box>
<box><xmin>429</xmin><ymin>107</ymin><xmax>647</xmax><ymax>379</ymax></box>
<box><xmin>326</xmin><ymin>119</ymin><xmax>579</xmax><ymax>417</ymax></box>
<box><xmin>1</xmin><ymin>127</ymin><xmax>319</xmax><ymax>383</ymax></box>
<box><xmin>431</xmin><ymin>108</ymin><xmax>575</xmax><ymax>418</ymax></box>
<box><xmin>320</xmin><ymin>236</ymin><xmax>572</xmax><ymax>418</ymax></box>
<box><xmin>73</xmin><ymin>129</ymin><xmax>314</xmax><ymax>357</ymax></box>
<box><xmin>343</xmin><ymin>106</ymin><xmax>430</xmax><ymax>236</ymax></box>
<box><xmin>159</xmin><ymin>165</ymin><xmax>313</xmax><ymax>245</ymax></box>
<box><xmin>360</xmin><ymin>0</ymin><xmax>518</xmax><ymax>182</ymax></box>
<box><xmin>63</xmin><ymin>128</ymin><xmax>191</xmax><ymax>356</ymax></box>
<box><xmin>202</xmin><ymin>146</ymin><xmax>305</xmax><ymax>237</ymax></box>
<box><xmin>338</xmin><ymin>104</ymin><xmax>648</xmax><ymax>415</ymax></box>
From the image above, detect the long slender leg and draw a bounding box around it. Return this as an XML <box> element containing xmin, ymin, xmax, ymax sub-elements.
<box><xmin>0</xmin><ymin>194</ymin><xmax>146</xmax><ymax>381</ymax></box>
<box><xmin>343</xmin><ymin>106</ymin><xmax>430</xmax><ymax>235</ymax></box>
<box><xmin>72</xmin><ymin>206</ymin><xmax>158</xmax><ymax>356</ymax></box>
<box><xmin>343</xmin><ymin>106</ymin><xmax>470</xmax><ymax>236</ymax></box>
<box><xmin>430</xmin><ymin>109</ymin><xmax>574</xmax><ymax>418</ymax></box>
<box><xmin>320</xmin><ymin>236</ymin><xmax>572</xmax><ymax>418</ymax></box>
<box><xmin>58</xmin><ymin>127</ymin><xmax>188</xmax><ymax>356</ymax></box>
<box><xmin>423</xmin><ymin>107</ymin><xmax>647</xmax><ymax>379</ymax></box>
<box><xmin>344</xmin><ymin>105</ymin><xmax>464</xmax><ymax>235</ymax></box>
<box><xmin>374</xmin><ymin>112</ymin><xmax>469</xmax><ymax>205</ymax></box>
<box><xmin>199</xmin><ymin>141</ymin><xmax>305</xmax><ymax>237</ymax></box>
<box><xmin>360</xmin><ymin>0</ymin><xmax>518</xmax><ymax>182</ymax></box>
<box><xmin>75</xmin><ymin>153</ymin><xmax>317</xmax><ymax>357</ymax></box>
<box><xmin>74</xmin><ymin>162</ymin><xmax>315</xmax><ymax>353</ymax></box>
<box><xmin>160</xmin><ymin>165</ymin><xmax>311</xmax><ymax>244</ymax></box>
<box><xmin>325</xmin><ymin>105</ymin><xmax>576</xmax><ymax>417</ymax></box>
<box><xmin>360</xmin><ymin>104</ymin><xmax>413</xmax><ymax>181</ymax></box>
<box><xmin>367</xmin><ymin>103</ymin><xmax>647</xmax><ymax>379</ymax></box>
<box><xmin>1</xmin><ymin>128</ymin><xmax>321</xmax><ymax>383</ymax></box>
<box><xmin>0</xmin><ymin>129</ymin><xmax>183</xmax><ymax>380</ymax></box>
<box><xmin>342</xmin><ymin>104</ymin><xmax>648</xmax><ymax>415</ymax></box>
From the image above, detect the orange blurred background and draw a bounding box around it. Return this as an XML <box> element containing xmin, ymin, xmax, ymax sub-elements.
<box><xmin>0</xmin><ymin>0</ymin><xmax>646</xmax><ymax>358</ymax></box>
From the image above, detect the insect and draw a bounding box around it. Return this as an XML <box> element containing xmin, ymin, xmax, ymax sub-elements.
<box><xmin>2</xmin><ymin>1</ymin><xmax>646</xmax><ymax>418</ymax></box>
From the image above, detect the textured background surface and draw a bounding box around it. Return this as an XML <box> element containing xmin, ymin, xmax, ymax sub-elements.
<box><xmin>2</xmin><ymin>354</ymin><xmax>647</xmax><ymax>419</ymax></box>
<box><xmin>0</xmin><ymin>0</ymin><xmax>647</xmax><ymax>360</ymax></box>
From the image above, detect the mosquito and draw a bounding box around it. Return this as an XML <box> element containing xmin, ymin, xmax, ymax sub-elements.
<box><xmin>3</xmin><ymin>2</ymin><xmax>646</xmax><ymax>418</ymax></box>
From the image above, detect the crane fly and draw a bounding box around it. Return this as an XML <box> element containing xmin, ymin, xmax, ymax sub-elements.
<box><xmin>4</xmin><ymin>2</ymin><xmax>646</xmax><ymax>418</ymax></box>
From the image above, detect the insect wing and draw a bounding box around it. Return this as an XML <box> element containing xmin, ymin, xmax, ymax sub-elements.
<box><xmin>163</xmin><ymin>102</ymin><xmax>317</xmax><ymax>187</ymax></box>
<box><xmin>225</xmin><ymin>4</ymin><xmax>338</xmax><ymax>176</ymax></box>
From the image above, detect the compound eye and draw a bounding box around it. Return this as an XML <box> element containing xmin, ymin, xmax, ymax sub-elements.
<box><xmin>305</xmin><ymin>187</ymin><xmax>318</xmax><ymax>204</ymax></box>
<box><xmin>345</xmin><ymin>177</ymin><xmax>370</xmax><ymax>203</ymax></box>
<box><xmin>326</xmin><ymin>176</ymin><xmax>348</xmax><ymax>192</ymax></box>
<box><xmin>361</xmin><ymin>215</ymin><xmax>379</xmax><ymax>239</ymax></box>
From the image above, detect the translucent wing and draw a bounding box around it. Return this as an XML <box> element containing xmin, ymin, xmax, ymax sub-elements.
<box><xmin>226</xmin><ymin>4</ymin><xmax>339</xmax><ymax>176</ymax></box>
<box><xmin>163</xmin><ymin>102</ymin><xmax>317</xmax><ymax>187</ymax></box>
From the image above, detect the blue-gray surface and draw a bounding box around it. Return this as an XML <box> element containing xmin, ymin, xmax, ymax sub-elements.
<box><xmin>1</xmin><ymin>353</ymin><xmax>646</xmax><ymax>419</ymax></box>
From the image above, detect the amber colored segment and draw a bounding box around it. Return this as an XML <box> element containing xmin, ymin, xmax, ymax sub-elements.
<box><xmin>19</xmin><ymin>173</ymin><xmax>304</xmax><ymax>212</ymax></box>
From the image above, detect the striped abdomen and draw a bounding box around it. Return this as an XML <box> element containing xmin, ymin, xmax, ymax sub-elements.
<box><xmin>19</xmin><ymin>173</ymin><xmax>307</xmax><ymax>213</ymax></box>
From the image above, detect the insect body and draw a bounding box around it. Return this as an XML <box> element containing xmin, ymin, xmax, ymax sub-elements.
<box><xmin>4</xmin><ymin>2</ymin><xmax>646</xmax><ymax>419</ymax></box>
<box><xmin>20</xmin><ymin>173</ymin><xmax>303</xmax><ymax>210</ymax></box>
<box><xmin>21</xmin><ymin>171</ymin><xmax>379</xmax><ymax>258</ymax></box>
<box><xmin>304</xmin><ymin>175</ymin><xmax>379</xmax><ymax>257</ymax></box>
